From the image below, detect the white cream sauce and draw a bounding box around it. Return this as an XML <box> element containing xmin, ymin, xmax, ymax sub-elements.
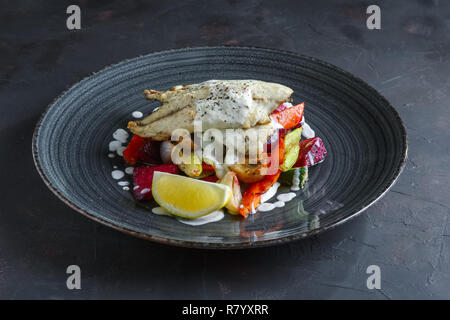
<box><xmin>260</xmin><ymin>182</ymin><xmax>281</xmax><ymax>203</ymax></box>
<box><xmin>152</xmin><ymin>207</ymin><xmax>172</xmax><ymax>216</ymax></box>
<box><xmin>116</xmin><ymin>146</ymin><xmax>126</xmax><ymax>157</ymax></box>
<box><xmin>291</xmin><ymin>168</ymin><xmax>301</xmax><ymax>191</ymax></box>
<box><xmin>118</xmin><ymin>181</ymin><xmax>129</xmax><ymax>186</ymax></box>
<box><xmin>194</xmin><ymin>80</ymin><xmax>255</xmax><ymax>129</ymax></box>
<box><xmin>301</xmin><ymin>117</ymin><xmax>315</xmax><ymax>139</ymax></box>
<box><xmin>277</xmin><ymin>192</ymin><xmax>297</xmax><ymax>202</ymax></box>
<box><xmin>109</xmin><ymin>140</ymin><xmax>122</xmax><ymax>152</ymax></box>
<box><xmin>258</xmin><ymin>201</ymin><xmax>285</xmax><ymax>212</ymax></box>
<box><xmin>256</xmin><ymin>189</ymin><xmax>298</xmax><ymax>212</ymax></box>
<box><xmin>113</xmin><ymin>128</ymin><xmax>129</xmax><ymax>143</ymax></box>
<box><xmin>125</xmin><ymin>167</ymin><xmax>134</xmax><ymax>175</ymax></box>
<box><xmin>150</xmin><ymin>207</ymin><xmax>225</xmax><ymax>225</ymax></box>
<box><xmin>132</xmin><ymin>111</ymin><xmax>143</xmax><ymax>119</ymax></box>
<box><xmin>111</xmin><ymin>170</ymin><xmax>125</xmax><ymax>180</ymax></box>
<box><xmin>177</xmin><ymin>210</ymin><xmax>225</xmax><ymax>226</ymax></box>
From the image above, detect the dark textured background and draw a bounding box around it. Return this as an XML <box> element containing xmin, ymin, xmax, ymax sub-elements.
<box><xmin>1</xmin><ymin>0</ymin><xmax>449</xmax><ymax>299</ymax></box>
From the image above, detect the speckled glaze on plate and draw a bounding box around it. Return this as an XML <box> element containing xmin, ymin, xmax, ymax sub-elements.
<box><xmin>32</xmin><ymin>47</ymin><xmax>407</xmax><ymax>249</ymax></box>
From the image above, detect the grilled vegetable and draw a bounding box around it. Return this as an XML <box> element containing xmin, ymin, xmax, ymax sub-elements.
<box><xmin>280</xmin><ymin>128</ymin><xmax>302</xmax><ymax>171</ymax></box>
<box><xmin>178</xmin><ymin>152</ymin><xmax>202</xmax><ymax>177</ymax></box>
<box><xmin>218</xmin><ymin>171</ymin><xmax>242</xmax><ymax>214</ymax></box>
<box><xmin>238</xmin><ymin>170</ymin><xmax>281</xmax><ymax>218</ymax></box>
<box><xmin>270</xmin><ymin>103</ymin><xmax>304</xmax><ymax>129</ymax></box>
<box><xmin>123</xmin><ymin>135</ymin><xmax>162</xmax><ymax>165</ymax></box>
<box><xmin>123</xmin><ymin>135</ymin><xmax>146</xmax><ymax>165</ymax></box>
<box><xmin>195</xmin><ymin>163</ymin><xmax>216</xmax><ymax>179</ymax></box>
<box><xmin>132</xmin><ymin>164</ymin><xmax>178</xmax><ymax>201</ymax></box>
<box><xmin>294</xmin><ymin>137</ymin><xmax>327</xmax><ymax>167</ymax></box>
<box><xmin>228</xmin><ymin>162</ymin><xmax>267</xmax><ymax>183</ymax></box>
<box><xmin>160</xmin><ymin>140</ymin><xmax>175</xmax><ymax>164</ymax></box>
<box><xmin>279</xmin><ymin>167</ymin><xmax>308</xmax><ymax>189</ymax></box>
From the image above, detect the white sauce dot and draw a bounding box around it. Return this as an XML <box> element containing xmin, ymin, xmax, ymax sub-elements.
<box><xmin>113</xmin><ymin>128</ymin><xmax>129</xmax><ymax>143</ymax></box>
<box><xmin>132</xmin><ymin>111</ymin><xmax>143</xmax><ymax>118</ymax></box>
<box><xmin>257</xmin><ymin>203</ymin><xmax>276</xmax><ymax>212</ymax></box>
<box><xmin>277</xmin><ymin>192</ymin><xmax>297</xmax><ymax>202</ymax></box>
<box><xmin>122</xmin><ymin>186</ymin><xmax>129</xmax><ymax>191</ymax></box>
<box><xmin>301</xmin><ymin>119</ymin><xmax>315</xmax><ymax>139</ymax></box>
<box><xmin>109</xmin><ymin>140</ymin><xmax>122</xmax><ymax>152</ymax></box>
<box><xmin>116</xmin><ymin>146</ymin><xmax>126</xmax><ymax>156</ymax></box>
<box><xmin>260</xmin><ymin>182</ymin><xmax>280</xmax><ymax>203</ymax></box>
<box><xmin>108</xmin><ymin>153</ymin><xmax>116</xmax><ymax>158</ymax></box>
<box><xmin>111</xmin><ymin>170</ymin><xmax>125</xmax><ymax>180</ymax></box>
<box><xmin>140</xmin><ymin>188</ymin><xmax>150</xmax><ymax>194</ymax></box>
<box><xmin>125</xmin><ymin>167</ymin><xmax>134</xmax><ymax>175</ymax></box>
<box><xmin>133</xmin><ymin>185</ymin><xmax>139</xmax><ymax>190</ymax></box>
<box><xmin>274</xmin><ymin>201</ymin><xmax>285</xmax><ymax>207</ymax></box>
<box><xmin>177</xmin><ymin>210</ymin><xmax>224</xmax><ymax>226</ymax></box>
<box><xmin>118</xmin><ymin>181</ymin><xmax>129</xmax><ymax>186</ymax></box>
<box><xmin>291</xmin><ymin>168</ymin><xmax>301</xmax><ymax>191</ymax></box>
<box><xmin>152</xmin><ymin>207</ymin><xmax>172</xmax><ymax>216</ymax></box>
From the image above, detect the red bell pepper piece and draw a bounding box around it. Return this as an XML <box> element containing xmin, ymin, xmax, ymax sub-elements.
<box><xmin>123</xmin><ymin>135</ymin><xmax>147</xmax><ymax>165</ymax></box>
<box><xmin>238</xmin><ymin>170</ymin><xmax>281</xmax><ymax>218</ymax></box>
<box><xmin>270</xmin><ymin>103</ymin><xmax>305</xmax><ymax>130</ymax></box>
<box><xmin>123</xmin><ymin>135</ymin><xmax>162</xmax><ymax>165</ymax></box>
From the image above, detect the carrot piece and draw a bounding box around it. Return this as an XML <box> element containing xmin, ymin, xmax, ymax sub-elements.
<box><xmin>270</xmin><ymin>103</ymin><xmax>305</xmax><ymax>129</ymax></box>
<box><xmin>238</xmin><ymin>170</ymin><xmax>281</xmax><ymax>218</ymax></box>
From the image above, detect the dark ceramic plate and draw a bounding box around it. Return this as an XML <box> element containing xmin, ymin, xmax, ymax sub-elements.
<box><xmin>32</xmin><ymin>47</ymin><xmax>407</xmax><ymax>249</ymax></box>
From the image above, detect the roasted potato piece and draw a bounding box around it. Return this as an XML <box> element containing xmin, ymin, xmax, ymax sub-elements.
<box><xmin>228</xmin><ymin>162</ymin><xmax>267</xmax><ymax>183</ymax></box>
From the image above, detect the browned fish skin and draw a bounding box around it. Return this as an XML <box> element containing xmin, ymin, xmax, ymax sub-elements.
<box><xmin>128</xmin><ymin>80</ymin><xmax>293</xmax><ymax>140</ymax></box>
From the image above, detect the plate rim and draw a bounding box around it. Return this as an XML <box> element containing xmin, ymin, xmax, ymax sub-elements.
<box><xmin>31</xmin><ymin>46</ymin><xmax>408</xmax><ymax>249</ymax></box>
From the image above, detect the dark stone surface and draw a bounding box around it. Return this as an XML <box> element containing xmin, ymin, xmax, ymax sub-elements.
<box><xmin>1</xmin><ymin>0</ymin><xmax>449</xmax><ymax>299</ymax></box>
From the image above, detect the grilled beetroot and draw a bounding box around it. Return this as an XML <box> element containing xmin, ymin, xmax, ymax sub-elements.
<box><xmin>201</xmin><ymin>175</ymin><xmax>219</xmax><ymax>183</ymax></box>
<box><xmin>132</xmin><ymin>164</ymin><xmax>178</xmax><ymax>201</ymax></box>
<box><xmin>294</xmin><ymin>137</ymin><xmax>327</xmax><ymax>167</ymax></box>
<box><xmin>140</xmin><ymin>139</ymin><xmax>162</xmax><ymax>164</ymax></box>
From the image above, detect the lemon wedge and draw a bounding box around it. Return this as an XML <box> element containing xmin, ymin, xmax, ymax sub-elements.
<box><xmin>152</xmin><ymin>172</ymin><xmax>231</xmax><ymax>218</ymax></box>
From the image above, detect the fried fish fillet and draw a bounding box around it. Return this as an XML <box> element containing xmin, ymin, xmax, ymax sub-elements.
<box><xmin>128</xmin><ymin>80</ymin><xmax>293</xmax><ymax>140</ymax></box>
